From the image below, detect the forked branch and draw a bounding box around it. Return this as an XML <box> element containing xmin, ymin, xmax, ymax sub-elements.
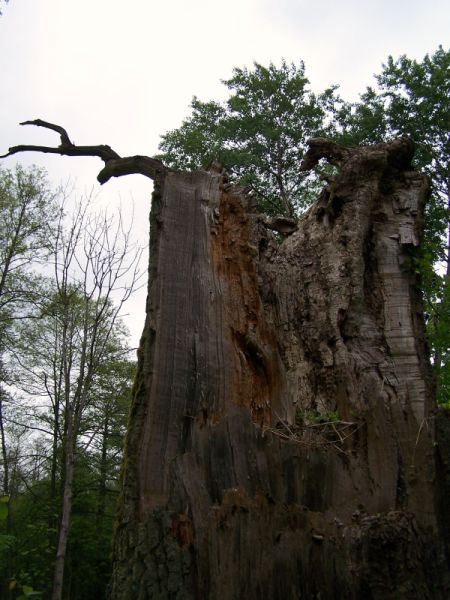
<box><xmin>0</xmin><ymin>119</ymin><xmax>167</xmax><ymax>184</ymax></box>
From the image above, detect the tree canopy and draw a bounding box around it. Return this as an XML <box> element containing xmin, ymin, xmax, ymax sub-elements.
<box><xmin>157</xmin><ymin>61</ymin><xmax>339</xmax><ymax>216</ymax></box>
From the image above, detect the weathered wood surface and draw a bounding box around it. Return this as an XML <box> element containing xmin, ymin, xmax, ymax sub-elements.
<box><xmin>110</xmin><ymin>139</ymin><xmax>450</xmax><ymax>599</ymax></box>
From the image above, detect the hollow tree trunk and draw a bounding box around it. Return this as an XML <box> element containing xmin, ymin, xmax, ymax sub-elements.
<box><xmin>109</xmin><ymin>139</ymin><xmax>450</xmax><ymax>599</ymax></box>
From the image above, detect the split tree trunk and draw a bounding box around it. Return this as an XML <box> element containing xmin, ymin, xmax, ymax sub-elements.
<box><xmin>109</xmin><ymin>138</ymin><xmax>450</xmax><ymax>599</ymax></box>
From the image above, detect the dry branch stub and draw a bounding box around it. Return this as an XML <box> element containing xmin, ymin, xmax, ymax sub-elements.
<box><xmin>109</xmin><ymin>138</ymin><xmax>450</xmax><ymax>599</ymax></box>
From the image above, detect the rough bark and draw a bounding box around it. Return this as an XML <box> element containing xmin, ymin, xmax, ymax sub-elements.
<box><xmin>109</xmin><ymin>138</ymin><xmax>450</xmax><ymax>599</ymax></box>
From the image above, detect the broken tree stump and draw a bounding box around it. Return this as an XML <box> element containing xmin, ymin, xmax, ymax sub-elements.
<box><xmin>109</xmin><ymin>139</ymin><xmax>450</xmax><ymax>599</ymax></box>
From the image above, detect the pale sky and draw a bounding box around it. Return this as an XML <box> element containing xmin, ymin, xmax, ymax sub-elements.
<box><xmin>0</xmin><ymin>0</ymin><xmax>448</xmax><ymax>345</ymax></box>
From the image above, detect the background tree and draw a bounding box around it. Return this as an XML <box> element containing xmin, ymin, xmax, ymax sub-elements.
<box><xmin>66</xmin><ymin>356</ymin><xmax>135</xmax><ymax>600</ymax></box>
<box><xmin>158</xmin><ymin>61</ymin><xmax>340</xmax><ymax>216</ymax></box>
<box><xmin>0</xmin><ymin>165</ymin><xmax>57</xmax><ymax>336</ymax></box>
<box><xmin>2</xmin><ymin>349</ymin><xmax>134</xmax><ymax>600</ymax></box>
<box><xmin>6</xmin><ymin>348</ymin><xmax>134</xmax><ymax>600</ymax></box>
<box><xmin>0</xmin><ymin>163</ymin><xmax>141</xmax><ymax>598</ymax></box>
<box><xmin>39</xmin><ymin>200</ymin><xmax>141</xmax><ymax>600</ymax></box>
<box><xmin>0</xmin><ymin>165</ymin><xmax>57</xmax><ymax>598</ymax></box>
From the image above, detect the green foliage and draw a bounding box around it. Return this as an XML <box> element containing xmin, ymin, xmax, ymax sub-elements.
<box><xmin>0</xmin><ymin>166</ymin><xmax>58</xmax><ymax>597</ymax></box>
<box><xmin>296</xmin><ymin>408</ymin><xmax>340</xmax><ymax>426</ymax></box>
<box><xmin>427</xmin><ymin>274</ymin><xmax>450</xmax><ymax>403</ymax></box>
<box><xmin>157</xmin><ymin>97</ymin><xmax>227</xmax><ymax>171</ymax></box>
<box><xmin>337</xmin><ymin>47</ymin><xmax>449</xmax><ymax>249</ymax></box>
<box><xmin>0</xmin><ymin>496</ymin><xmax>15</xmax><ymax>559</ymax></box>
<box><xmin>10</xmin><ymin>482</ymin><xmax>54</xmax><ymax>593</ymax></box>
<box><xmin>0</xmin><ymin>165</ymin><xmax>56</xmax><ymax>265</ymax></box>
<box><xmin>158</xmin><ymin>60</ymin><xmax>341</xmax><ymax>216</ymax></box>
<box><xmin>337</xmin><ymin>46</ymin><xmax>449</xmax><ymax>193</ymax></box>
<box><xmin>4</xmin><ymin>351</ymin><xmax>134</xmax><ymax>599</ymax></box>
<box><xmin>0</xmin><ymin>165</ymin><xmax>57</xmax><ymax>343</ymax></box>
<box><xmin>16</xmin><ymin>586</ymin><xmax>43</xmax><ymax>600</ymax></box>
<box><xmin>0</xmin><ymin>497</ymin><xmax>19</xmax><ymax>598</ymax></box>
<box><xmin>374</xmin><ymin>47</ymin><xmax>449</xmax><ymax>185</ymax></box>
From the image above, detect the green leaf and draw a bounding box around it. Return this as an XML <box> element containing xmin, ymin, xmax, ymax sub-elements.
<box><xmin>22</xmin><ymin>586</ymin><xmax>34</xmax><ymax>595</ymax></box>
<box><xmin>0</xmin><ymin>534</ymin><xmax>16</xmax><ymax>551</ymax></box>
<box><xmin>18</xmin><ymin>585</ymin><xmax>42</xmax><ymax>598</ymax></box>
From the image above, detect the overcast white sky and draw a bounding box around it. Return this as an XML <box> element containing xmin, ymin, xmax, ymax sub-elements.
<box><xmin>0</xmin><ymin>0</ymin><xmax>448</xmax><ymax>345</ymax></box>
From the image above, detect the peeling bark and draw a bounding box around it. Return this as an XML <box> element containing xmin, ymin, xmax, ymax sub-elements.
<box><xmin>109</xmin><ymin>139</ymin><xmax>450</xmax><ymax>599</ymax></box>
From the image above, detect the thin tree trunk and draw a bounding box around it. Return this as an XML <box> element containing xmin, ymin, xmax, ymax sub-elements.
<box><xmin>96</xmin><ymin>413</ymin><xmax>109</xmax><ymax>529</ymax></box>
<box><xmin>0</xmin><ymin>353</ymin><xmax>13</xmax><ymax>600</ymax></box>
<box><xmin>47</xmin><ymin>366</ymin><xmax>62</xmax><ymax>567</ymax></box>
<box><xmin>48</xmin><ymin>398</ymin><xmax>60</xmax><ymax>515</ymax></box>
<box><xmin>51</xmin><ymin>412</ymin><xmax>75</xmax><ymax>600</ymax></box>
<box><xmin>435</xmin><ymin>185</ymin><xmax>450</xmax><ymax>391</ymax></box>
<box><xmin>110</xmin><ymin>139</ymin><xmax>450</xmax><ymax>599</ymax></box>
<box><xmin>446</xmin><ymin>184</ymin><xmax>450</xmax><ymax>278</ymax></box>
<box><xmin>0</xmin><ymin>396</ymin><xmax>9</xmax><ymax>501</ymax></box>
<box><xmin>49</xmin><ymin>366</ymin><xmax>61</xmax><ymax>502</ymax></box>
<box><xmin>0</xmin><ymin>387</ymin><xmax>12</xmax><ymax>600</ymax></box>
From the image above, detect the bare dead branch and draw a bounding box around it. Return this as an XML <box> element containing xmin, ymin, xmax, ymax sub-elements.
<box><xmin>1</xmin><ymin>119</ymin><xmax>168</xmax><ymax>184</ymax></box>
<box><xmin>21</xmin><ymin>119</ymin><xmax>74</xmax><ymax>146</ymax></box>
<box><xmin>97</xmin><ymin>155</ymin><xmax>167</xmax><ymax>184</ymax></box>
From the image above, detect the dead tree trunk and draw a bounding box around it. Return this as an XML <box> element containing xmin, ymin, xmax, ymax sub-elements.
<box><xmin>108</xmin><ymin>138</ymin><xmax>450</xmax><ymax>599</ymax></box>
<box><xmin>3</xmin><ymin>125</ymin><xmax>450</xmax><ymax>598</ymax></box>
